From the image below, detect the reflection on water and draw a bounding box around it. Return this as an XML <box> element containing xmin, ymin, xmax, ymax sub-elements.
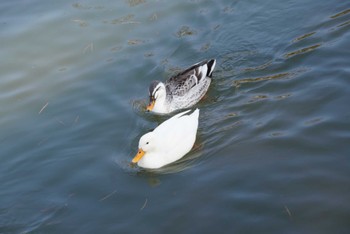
<box><xmin>243</xmin><ymin>61</ymin><xmax>272</xmax><ymax>72</ymax></box>
<box><xmin>285</xmin><ymin>7</ymin><xmax>350</xmax><ymax>59</ymax></box>
<box><xmin>284</xmin><ymin>43</ymin><xmax>322</xmax><ymax>58</ymax></box>
<box><xmin>293</xmin><ymin>32</ymin><xmax>316</xmax><ymax>42</ymax></box>
<box><xmin>330</xmin><ymin>8</ymin><xmax>350</xmax><ymax>18</ymax></box>
<box><xmin>233</xmin><ymin>70</ymin><xmax>301</xmax><ymax>88</ymax></box>
<box><xmin>337</xmin><ymin>20</ymin><xmax>350</xmax><ymax>28</ymax></box>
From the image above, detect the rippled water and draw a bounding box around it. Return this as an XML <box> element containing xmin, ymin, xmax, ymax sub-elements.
<box><xmin>1</xmin><ymin>0</ymin><xmax>350</xmax><ymax>233</ymax></box>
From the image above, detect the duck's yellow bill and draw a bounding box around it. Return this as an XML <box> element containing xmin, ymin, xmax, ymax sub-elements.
<box><xmin>132</xmin><ymin>148</ymin><xmax>145</xmax><ymax>163</ymax></box>
<box><xmin>146</xmin><ymin>100</ymin><xmax>155</xmax><ymax>111</ymax></box>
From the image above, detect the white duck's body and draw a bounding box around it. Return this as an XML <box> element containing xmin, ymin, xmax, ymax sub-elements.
<box><xmin>147</xmin><ymin>59</ymin><xmax>216</xmax><ymax>114</ymax></box>
<box><xmin>132</xmin><ymin>109</ymin><xmax>199</xmax><ymax>169</ymax></box>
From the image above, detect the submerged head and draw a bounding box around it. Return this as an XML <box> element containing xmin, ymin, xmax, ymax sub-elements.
<box><xmin>146</xmin><ymin>80</ymin><xmax>166</xmax><ymax>112</ymax></box>
<box><xmin>132</xmin><ymin>132</ymin><xmax>155</xmax><ymax>164</ymax></box>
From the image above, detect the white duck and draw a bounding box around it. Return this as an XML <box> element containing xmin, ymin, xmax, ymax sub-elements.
<box><xmin>146</xmin><ymin>59</ymin><xmax>216</xmax><ymax>114</ymax></box>
<box><xmin>132</xmin><ymin>109</ymin><xmax>199</xmax><ymax>169</ymax></box>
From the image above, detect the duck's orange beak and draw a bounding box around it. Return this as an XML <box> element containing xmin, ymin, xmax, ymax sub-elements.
<box><xmin>132</xmin><ymin>148</ymin><xmax>145</xmax><ymax>163</ymax></box>
<box><xmin>146</xmin><ymin>100</ymin><xmax>155</xmax><ymax>111</ymax></box>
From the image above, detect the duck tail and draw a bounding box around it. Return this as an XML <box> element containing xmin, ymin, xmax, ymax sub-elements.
<box><xmin>192</xmin><ymin>108</ymin><xmax>200</xmax><ymax>119</ymax></box>
<box><xmin>206</xmin><ymin>59</ymin><xmax>216</xmax><ymax>78</ymax></box>
<box><xmin>173</xmin><ymin>108</ymin><xmax>200</xmax><ymax>120</ymax></box>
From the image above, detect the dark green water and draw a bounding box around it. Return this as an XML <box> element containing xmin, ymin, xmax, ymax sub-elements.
<box><xmin>1</xmin><ymin>0</ymin><xmax>350</xmax><ymax>233</ymax></box>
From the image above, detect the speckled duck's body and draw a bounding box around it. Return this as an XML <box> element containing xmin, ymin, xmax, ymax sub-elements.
<box><xmin>147</xmin><ymin>59</ymin><xmax>216</xmax><ymax>114</ymax></box>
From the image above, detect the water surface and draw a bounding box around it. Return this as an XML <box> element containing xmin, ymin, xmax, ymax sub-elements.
<box><xmin>1</xmin><ymin>0</ymin><xmax>350</xmax><ymax>233</ymax></box>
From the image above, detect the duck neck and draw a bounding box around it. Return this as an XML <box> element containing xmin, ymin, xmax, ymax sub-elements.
<box><xmin>153</xmin><ymin>94</ymin><xmax>168</xmax><ymax>113</ymax></box>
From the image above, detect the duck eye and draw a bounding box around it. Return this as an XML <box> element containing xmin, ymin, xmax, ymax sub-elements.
<box><xmin>146</xmin><ymin>142</ymin><xmax>149</xmax><ymax>145</ymax></box>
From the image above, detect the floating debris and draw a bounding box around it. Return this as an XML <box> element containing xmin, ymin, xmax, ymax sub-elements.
<box><xmin>72</xmin><ymin>19</ymin><xmax>88</xmax><ymax>27</ymax></box>
<box><xmin>284</xmin><ymin>43</ymin><xmax>321</xmax><ymax>59</ymax></box>
<box><xmin>127</xmin><ymin>39</ymin><xmax>145</xmax><ymax>45</ymax></box>
<box><xmin>72</xmin><ymin>2</ymin><xmax>104</xmax><ymax>9</ymax></box>
<box><xmin>110</xmin><ymin>46</ymin><xmax>123</xmax><ymax>53</ymax></box>
<box><xmin>57</xmin><ymin>119</ymin><xmax>65</xmax><ymax>126</ymax></box>
<box><xmin>270</xmin><ymin>132</ymin><xmax>284</xmax><ymax>137</ymax></box>
<box><xmin>72</xmin><ymin>3</ymin><xmax>90</xmax><ymax>9</ymax></box>
<box><xmin>243</xmin><ymin>61</ymin><xmax>272</xmax><ymax>72</ymax></box>
<box><xmin>284</xmin><ymin>205</ymin><xmax>292</xmax><ymax>218</ymax></box>
<box><xmin>140</xmin><ymin>198</ymin><xmax>148</xmax><ymax>210</ymax></box>
<box><xmin>111</xmin><ymin>14</ymin><xmax>139</xmax><ymax>24</ymax></box>
<box><xmin>144</xmin><ymin>52</ymin><xmax>154</xmax><ymax>57</ymax></box>
<box><xmin>127</xmin><ymin>0</ymin><xmax>145</xmax><ymax>7</ymax></box>
<box><xmin>39</xmin><ymin>102</ymin><xmax>49</xmax><ymax>114</ymax></box>
<box><xmin>99</xmin><ymin>190</ymin><xmax>117</xmax><ymax>202</ymax></box>
<box><xmin>74</xmin><ymin>115</ymin><xmax>80</xmax><ymax>124</ymax></box>
<box><xmin>83</xmin><ymin>42</ymin><xmax>94</xmax><ymax>54</ymax></box>
<box><xmin>161</xmin><ymin>58</ymin><xmax>168</xmax><ymax>65</ymax></box>
<box><xmin>150</xmin><ymin>13</ymin><xmax>158</xmax><ymax>21</ymax></box>
<box><xmin>226</xmin><ymin>112</ymin><xmax>238</xmax><ymax>118</ymax></box>
<box><xmin>223</xmin><ymin>6</ymin><xmax>234</xmax><ymax>14</ymax></box>
<box><xmin>248</xmin><ymin>94</ymin><xmax>269</xmax><ymax>103</ymax></box>
<box><xmin>274</xmin><ymin>93</ymin><xmax>292</xmax><ymax>100</ymax></box>
<box><xmin>200</xmin><ymin>43</ymin><xmax>211</xmax><ymax>52</ymax></box>
<box><xmin>176</xmin><ymin>26</ymin><xmax>197</xmax><ymax>38</ymax></box>
<box><xmin>221</xmin><ymin>120</ymin><xmax>242</xmax><ymax>132</ymax></box>
<box><xmin>304</xmin><ymin>117</ymin><xmax>323</xmax><ymax>126</ymax></box>
<box><xmin>213</xmin><ymin>24</ymin><xmax>220</xmax><ymax>30</ymax></box>
<box><xmin>233</xmin><ymin>72</ymin><xmax>290</xmax><ymax>88</ymax></box>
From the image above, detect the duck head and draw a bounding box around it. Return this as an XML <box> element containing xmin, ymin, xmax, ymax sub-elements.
<box><xmin>147</xmin><ymin>81</ymin><xmax>166</xmax><ymax>112</ymax></box>
<box><xmin>132</xmin><ymin>132</ymin><xmax>155</xmax><ymax>164</ymax></box>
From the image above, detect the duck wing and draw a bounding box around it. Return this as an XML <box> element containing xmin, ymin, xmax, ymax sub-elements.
<box><xmin>166</xmin><ymin>59</ymin><xmax>216</xmax><ymax>96</ymax></box>
<box><xmin>154</xmin><ymin>109</ymin><xmax>199</xmax><ymax>149</ymax></box>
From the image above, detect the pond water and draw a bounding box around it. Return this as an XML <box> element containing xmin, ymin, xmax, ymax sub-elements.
<box><xmin>1</xmin><ymin>0</ymin><xmax>350</xmax><ymax>233</ymax></box>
